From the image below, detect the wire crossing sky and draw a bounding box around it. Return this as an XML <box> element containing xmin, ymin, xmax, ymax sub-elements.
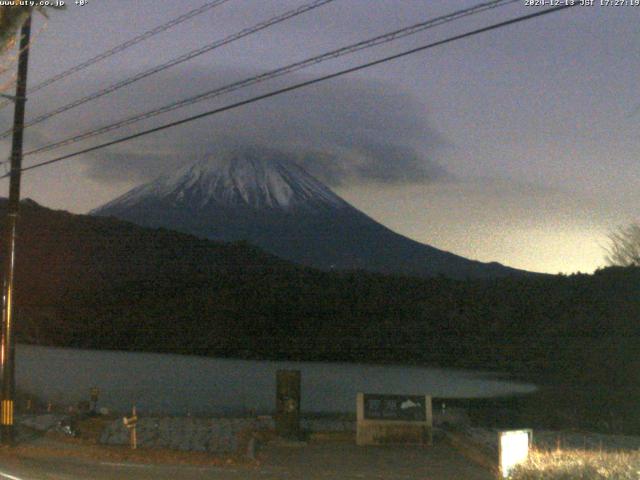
<box><xmin>0</xmin><ymin>0</ymin><xmax>336</xmax><ymax>140</ymax></box>
<box><xmin>0</xmin><ymin>0</ymin><xmax>234</xmax><ymax>111</ymax></box>
<box><xmin>13</xmin><ymin>0</ymin><xmax>516</xmax><ymax>152</ymax></box>
<box><xmin>13</xmin><ymin>4</ymin><xmax>576</xmax><ymax>176</ymax></box>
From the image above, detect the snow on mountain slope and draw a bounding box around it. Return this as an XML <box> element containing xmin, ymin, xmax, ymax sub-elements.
<box><xmin>97</xmin><ymin>151</ymin><xmax>348</xmax><ymax>213</ymax></box>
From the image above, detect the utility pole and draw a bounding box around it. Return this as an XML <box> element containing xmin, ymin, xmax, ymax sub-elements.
<box><xmin>1</xmin><ymin>14</ymin><xmax>31</xmax><ymax>445</ymax></box>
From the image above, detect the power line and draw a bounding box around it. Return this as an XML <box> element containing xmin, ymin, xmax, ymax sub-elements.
<box><xmin>0</xmin><ymin>0</ymin><xmax>336</xmax><ymax>141</ymax></box>
<box><xmin>0</xmin><ymin>0</ymin><xmax>233</xmax><ymax>112</ymax></box>
<box><xmin>9</xmin><ymin>0</ymin><xmax>515</xmax><ymax>149</ymax></box>
<box><xmin>23</xmin><ymin>0</ymin><xmax>519</xmax><ymax>158</ymax></box>
<box><xmin>10</xmin><ymin>4</ymin><xmax>576</xmax><ymax>178</ymax></box>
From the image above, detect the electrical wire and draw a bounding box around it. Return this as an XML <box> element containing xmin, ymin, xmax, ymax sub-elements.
<box><xmin>7</xmin><ymin>4</ymin><xmax>576</xmax><ymax>178</ymax></box>
<box><xmin>0</xmin><ymin>0</ymin><xmax>233</xmax><ymax>111</ymax></box>
<box><xmin>0</xmin><ymin>0</ymin><xmax>336</xmax><ymax>140</ymax></box>
<box><xmin>22</xmin><ymin>0</ymin><xmax>519</xmax><ymax>158</ymax></box>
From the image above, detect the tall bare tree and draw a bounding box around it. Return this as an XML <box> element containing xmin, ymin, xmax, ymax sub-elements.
<box><xmin>605</xmin><ymin>223</ymin><xmax>640</xmax><ymax>267</ymax></box>
<box><xmin>0</xmin><ymin>7</ymin><xmax>32</xmax><ymax>54</ymax></box>
<box><xmin>0</xmin><ymin>6</ymin><xmax>64</xmax><ymax>92</ymax></box>
<box><xmin>1</xmin><ymin>5</ymin><xmax>65</xmax><ymax>50</ymax></box>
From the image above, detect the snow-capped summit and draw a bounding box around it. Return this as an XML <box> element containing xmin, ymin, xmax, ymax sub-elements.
<box><xmin>93</xmin><ymin>149</ymin><xmax>527</xmax><ymax>279</ymax></box>
<box><xmin>96</xmin><ymin>151</ymin><xmax>347</xmax><ymax>214</ymax></box>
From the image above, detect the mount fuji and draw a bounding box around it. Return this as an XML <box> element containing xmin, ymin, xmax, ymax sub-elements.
<box><xmin>92</xmin><ymin>150</ymin><xmax>525</xmax><ymax>279</ymax></box>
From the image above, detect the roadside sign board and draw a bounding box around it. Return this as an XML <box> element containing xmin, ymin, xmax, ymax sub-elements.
<box><xmin>363</xmin><ymin>394</ymin><xmax>427</xmax><ymax>422</ymax></box>
<box><xmin>357</xmin><ymin>393</ymin><xmax>432</xmax><ymax>446</ymax></box>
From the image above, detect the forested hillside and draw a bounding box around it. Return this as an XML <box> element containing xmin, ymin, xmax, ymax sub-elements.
<box><xmin>3</xmin><ymin>200</ymin><xmax>640</xmax><ymax>430</ymax></box>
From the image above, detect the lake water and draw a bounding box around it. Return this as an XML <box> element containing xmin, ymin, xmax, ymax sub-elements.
<box><xmin>16</xmin><ymin>344</ymin><xmax>536</xmax><ymax>415</ymax></box>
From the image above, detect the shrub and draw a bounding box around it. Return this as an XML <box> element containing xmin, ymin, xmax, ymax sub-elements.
<box><xmin>510</xmin><ymin>449</ymin><xmax>640</xmax><ymax>479</ymax></box>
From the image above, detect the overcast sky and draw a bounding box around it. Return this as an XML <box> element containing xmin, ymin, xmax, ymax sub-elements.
<box><xmin>0</xmin><ymin>0</ymin><xmax>638</xmax><ymax>274</ymax></box>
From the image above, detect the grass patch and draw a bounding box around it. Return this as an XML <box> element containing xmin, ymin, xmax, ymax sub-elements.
<box><xmin>510</xmin><ymin>449</ymin><xmax>640</xmax><ymax>479</ymax></box>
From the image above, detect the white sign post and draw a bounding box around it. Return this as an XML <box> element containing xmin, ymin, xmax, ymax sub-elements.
<box><xmin>498</xmin><ymin>429</ymin><xmax>532</xmax><ymax>478</ymax></box>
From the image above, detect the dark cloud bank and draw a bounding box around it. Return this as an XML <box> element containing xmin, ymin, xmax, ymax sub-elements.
<box><xmin>20</xmin><ymin>67</ymin><xmax>449</xmax><ymax>187</ymax></box>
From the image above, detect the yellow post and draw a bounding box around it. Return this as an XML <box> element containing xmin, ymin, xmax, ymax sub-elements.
<box><xmin>1</xmin><ymin>400</ymin><xmax>13</xmax><ymax>427</ymax></box>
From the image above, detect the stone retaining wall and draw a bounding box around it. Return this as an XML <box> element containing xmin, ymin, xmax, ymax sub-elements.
<box><xmin>301</xmin><ymin>418</ymin><xmax>355</xmax><ymax>433</ymax></box>
<box><xmin>100</xmin><ymin>417</ymin><xmax>274</xmax><ymax>453</ymax></box>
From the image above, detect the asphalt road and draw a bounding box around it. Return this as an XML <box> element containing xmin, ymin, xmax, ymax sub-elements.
<box><xmin>0</xmin><ymin>442</ymin><xmax>493</xmax><ymax>480</ymax></box>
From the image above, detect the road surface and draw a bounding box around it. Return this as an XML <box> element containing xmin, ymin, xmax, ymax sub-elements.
<box><xmin>0</xmin><ymin>441</ymin><xmax>493</xmax><ymax>479</ymax></box>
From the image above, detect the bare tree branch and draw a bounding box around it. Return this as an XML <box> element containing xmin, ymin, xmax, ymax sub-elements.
<box><xmin>605</xmin><ymin>223</ymin><xmax>640</xmax><ymax>267</ymax></box>
<box><xmin>0</xmin><ymin>5</ymin><xmax>64</xmax><ymax>93</ymax></box>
